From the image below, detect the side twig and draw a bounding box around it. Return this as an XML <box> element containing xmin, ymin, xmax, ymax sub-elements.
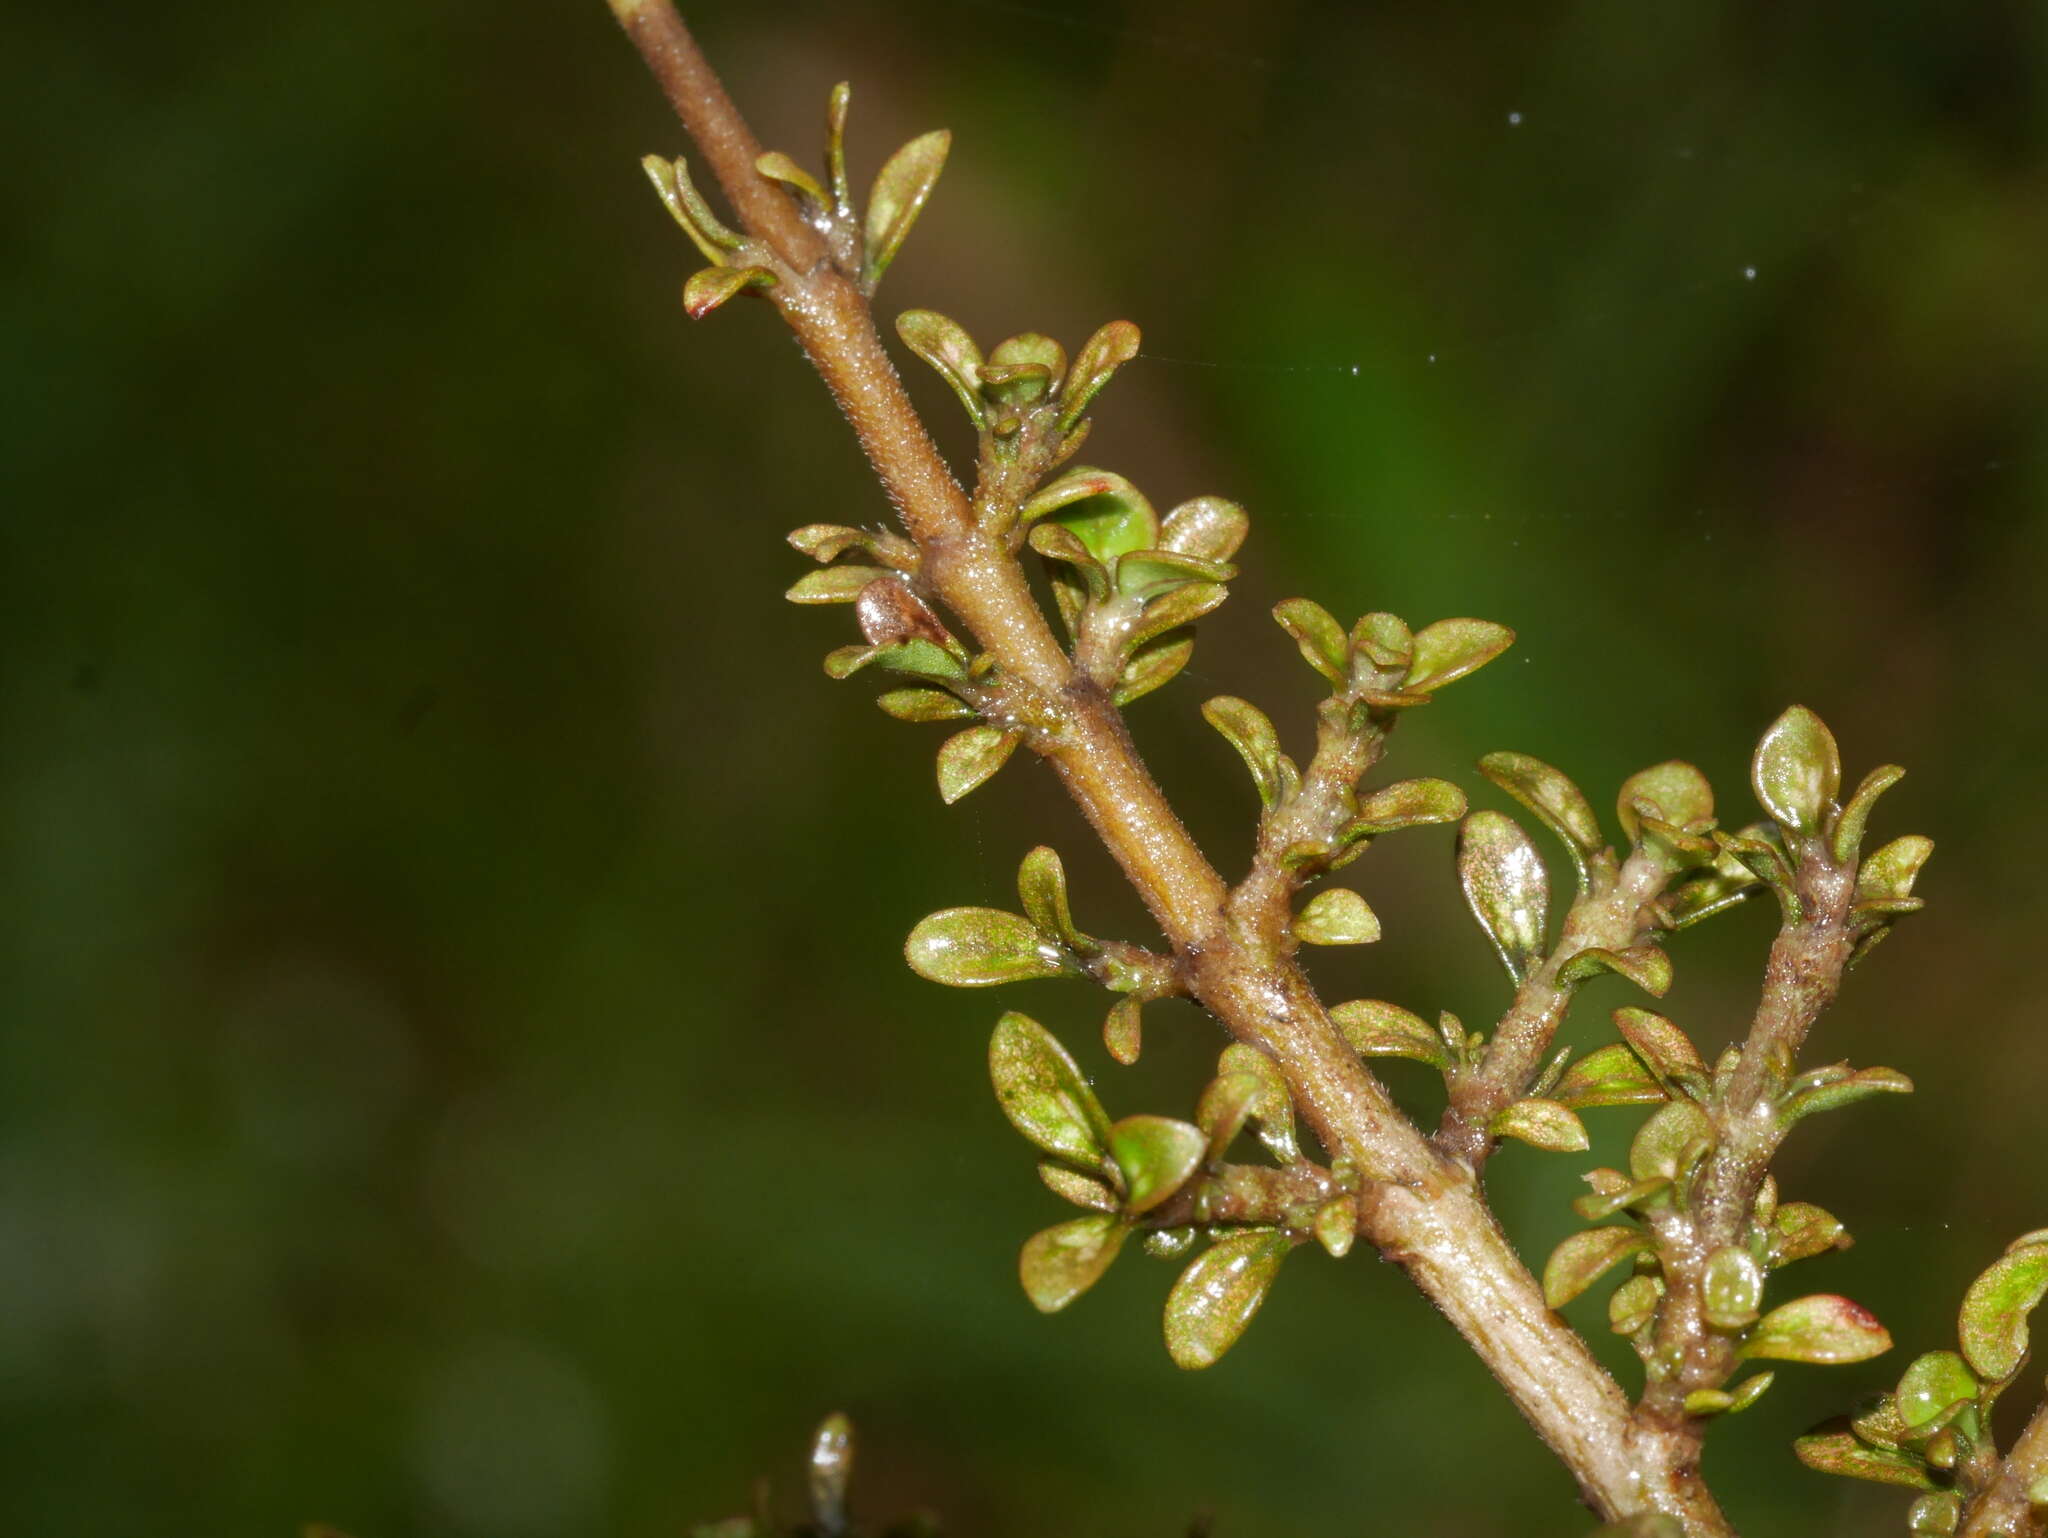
<box><xmin>605</xmin><ymin>5</ymin><xmax>1734</xmax><ymax>1530</ymax></box>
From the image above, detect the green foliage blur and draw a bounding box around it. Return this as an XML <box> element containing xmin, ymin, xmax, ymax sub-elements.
<box><xmin>5</xmin><ymin>1</ymin><xmax>2044</xmax><ymax>1534</ymax></box>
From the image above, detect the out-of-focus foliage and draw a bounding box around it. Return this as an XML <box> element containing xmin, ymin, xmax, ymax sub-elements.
<box><xmin>2</xmin><ymin>2</ymin><xmax>2043</xmax><ymax>1536</ymax></box>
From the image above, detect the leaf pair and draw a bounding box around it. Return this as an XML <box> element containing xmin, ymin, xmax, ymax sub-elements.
<box><xmin>897</xmin><ymin>314</ymin><xmax>1142</xmax><ymax>439</ymax></box>
<box><xmin>996</xmin><ymin>1014</ymin><xmax>1210</xmax><ymax>1313</ymax></box>
<box><xmin>752</xmin><ymin>83</ymin><xmax>948</xmax><ymax>291</ymax></box>
<box><xmin>906</xmin><ymin>846</ymin><xmax>1098</xmax><ymax>987</ymax></box>
<box><xmin>1270</xmin><ymin>599</ymin><xmax>1513</xmax><ymax>705</ymax></box>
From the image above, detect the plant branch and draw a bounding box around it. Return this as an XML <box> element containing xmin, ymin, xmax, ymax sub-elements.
<box><xmin>1960</xmin><ymin>1391</ymin><xmax>2048</xmax><ymax>1538</ymax></box>
<box><xmin>606</xmin><ymin>8</ymin><xmax>1735</xmax><ymax>1530</ymax></box>
<box><xmin>1438</xmin><ymin>846</ymin><xmax>1673</xmax><ymax>1167</ymax></box>
<box><xmin>1637</xmin><ymin>843</ymin><xmax>1858</xmax><ymax>1431</ymax></box>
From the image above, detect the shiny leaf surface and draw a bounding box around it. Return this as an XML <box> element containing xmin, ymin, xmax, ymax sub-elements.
<box><xmin>1108</xmin><ymin>1115</ymin><xmax>1206</xmax><ymax>1215</ymax></box>
<box><xmin>1457</xmin><ymin>811</ymin><xmax>1550</xmax><ymax>982</ymax></box>
<box><xmin>1958</xmin><ymin>1241</ymin><xmax>2048</xmax><ymax>1382</ymax></box>
<box><xmin>987</xmin><ymin>1012</ymin><xmax>1112</xmax><ymax>1168</ymax></box>
<box><xmin>1752</xmin><ymin>705</ymin><xmax>1841</xmax><ymax>835</ymax></box>
<box><xmin>1163</xmin><ymin>1230</ymin><xmax>1290</xmax><ymax>1369</ymax></box>
<box><xmin>1741</xmin><ymin>1294</ymin><xmax>1892</xmax><ymax>1363</ymax></box>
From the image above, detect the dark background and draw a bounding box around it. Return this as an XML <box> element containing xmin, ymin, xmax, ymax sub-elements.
<box><xmin>4</xmin><ymin>2</ymin><xmax>2045</xmax><ymax>1534</ymax></box>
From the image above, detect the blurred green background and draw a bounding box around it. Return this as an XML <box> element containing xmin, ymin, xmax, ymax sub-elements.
<box><xmin>5</xmin><ymin>1</ymin><xmax>2045</xmax><ymax>1534</ymax></box>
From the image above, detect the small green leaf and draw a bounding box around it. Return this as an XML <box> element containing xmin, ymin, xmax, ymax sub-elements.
<box><xmin>824</xmin><ymin>81</ymin><xmax>852</xmax><ymax>212</ymax></box>
<box><xmin>1022</xmin><ymin>467</ymin><xmax>1139</xmax><ymax>525</ymax></box>
<box><xmin>1741</xmin><ymin>1294</ymin><xmax>1891</xmax><ymax>1363</ymax></box>
<box><xmin>755</xmin><ymin>150</ymin><xmax>828</xmax><ymax>208</ymax></box>
<box><xmin>1613</xmin><ymin>1008</ymin><xmax>1709</xmax><ymax>1098</ymax></box>
<box><xmin>1556</xmin><ymin>945</ymin><xmax>1673</xmax><ymax>998</ymax></box>
<box><xmin>1658</xmin><ymin>866</ymin><xmax>1759</xmax><ymax>929</ymax></box>
<box><xmin>1683</xmin><ymin>1388</ymin><xmax>1734</xmax><ymax>1417</ymax></box>
<box><xmin>1832</xmin><ymin>764</ymin><xmax>1906</xmax><ymax>863</ymax></box>
<box><xmin>1294</xmin><ymin>888</ymin><xmax>1380</xmax><ymax>945</ymax></box>
<box><xmin>1780</xmin><ymin>1065</ymin><xmax>1912</xmax><ymax>1124</ymax></box>
<box><xmin>1457</xmin><ymin>811</ymin><xmax>1550</xmax><ymax>983</ymax></box>
<box><xmin>1272</xmin><ymin>598</ymin><xmax>1349</xmax><ymax>684</ymax></box>
<box><xmin>1015</xmin><ymin>846</ymin><xmax>1086</xmax><ymax>951</ymax></box>
<box><xmin>1767</xmin><ymin>1203</ymin><xmax>1850</xmax><ymax>1268</ymax></box>
<box><xmin>1405</xmin><ymin>617</ymin><xmax>1515</xmax><ymax>692</ymax></box>
<box><xmin>785</xmin><ymin>564</ymin><xmax>891</xmax><ymax>604</ymax></box>
<box><xmin>1031</xmin><ymin>473</ymin><xmax>1159</xmax><ymax>564</ymax></box>
<box><xmin>825</xmin><ymin>637</ymin><xmax>965</xmax><ymax>683</ymax></box>
<box><xmin>788</xmin><ymin>522</ymin><xmax>895</xmax><ymax>564</ymax></box>
<box><xmin>683</xmin><ymin>263</ymin><xmax>777</xmax><ymax>319</ymax></box>
<box><xmin>1058</xmin><ymin>319</ymin><xmax>1141</xmax><ymax>431</ymax></box>
<box><xmin>1345</xmin><ymin>778</ymin><xmax>1468</xmax><ymax>837</ymax></box>
<box><xmin>1543</xmin><ymin>1226</ymin><xmax>1653</xmax><ymax>1308</ymax></box>
<box><xmin>1217</xmin><ymin>1044</ymin><xmax>1298</xmax><ymax>1163</ymax></box>
<box><xmin>1609</xmin><ymin>1274</ymin><xmax>1662</xmax><ymax>1335</ymax></box>
<box><xmin>1164</xmin><ymin>1230</ymin><xmax>1290</xmax><ymax>1369</ymax></box>
<box><xmin>1494</xmin><ymin>1097</ymin><xmax>1590</xmax><ymax>1153</ymax></box>
<box><xmin>1037</xmin><ymin>1161</ymin><xmax>1117</xmax><ymax>1212</ymax></box>
<box><xmin>1351</xmin><ymin>611</ymin><xmax>1413</xmax><ymax>669</ymax></box>
<box><xmin>1202</xmin><ymin>696</ymin><xmax>1289</xmax><ymax>809</ymax></box>
<box><xmin>876</xmin><ymin>687</ymin><xmax>974</xmax><ymax>723</ymax></box>
<box><xmin>1157</xmin><ymin>496</ymin><xmax>1249</xmax><ymax>563</ymax></box>
<box><xmin>1617</xmin><ymin>763</ymin><xmax>1716</xmax><ymax>843</ymax></box>
<box><xmin>640</xmin><ymin>154</ymin><xmax>740</xmax><ymax>261</ymax></box>
<box><xmin>1478</xmin><ymin>751</ymin><xmax>1604</xmax><ymax>873</ymax></box>
<box><xmin>907</xmin><ymin>907</ymin><xmax>1071</xmax><ymax>987</ymax></box>
<box><xmin>1792</xmin><ymin>1427</ymin><xmax>1936</xmax><ymax>1489</ymax></box>
<box><xmin>1019</xmin><ymin>1213</ymin><xmax>1127</xmax><ymax>1313</ymax></box>
<box><xmin>1194</xmin><ymin>1072</ymin><xmax>1261</xmax><ymax>1160</ymax></box>
<box><xmin>1896</xmin><ymin>1351</ymin><xmax>1979</xmax><ymax>1430</ymax></box>
<box><xmin>936</xmin><ymin>725</ymin><xmax>1021</xmax><ymax>804</ymax></box>
<box><xmin>1126</xmin><ymin>582</ymin><xmax>1229</xmax><ymax>653</ymax></box>
<box><xmin>1907</xmin><ymin>1492</ymin><xmax>1962</xmax><ymax>1537</ymax></box>
<box><xmin>1313</xmin><ymin>1198</ymin><xmax>1356</xmax><ymax>1258</ymax></box>
<box><xmin>1109</xmin><ymin>1115</ymin><xmax>1206</xmax><ymax>1216</ymax></box>
<box><xmin>1958</xmin><ymin>1241</ymin><xmax>2048</xmax><ymax>1382</ymax></box>
<box><xmin>1115</xmin><ymin>634</ymin><xmax>1196</xmax><ymax>706</ymax></box>
<box><xmin>1330</xmin><ymin>999</ymin><xmax>1449</xmax><ymax>1070</ymax></box>
<box><xmin>1858</xmin><ymin>834</ymin><xmax>1934</xmax><ymax>902</ymax></box>
<box><xmin>807</xmin><ymin>1412</ymin><xmax>854</xmax><ymax>1533</ymax></box>
<box><xmin>1102</xmin><ymin>996</ymin><xmax>1142</xmax><ymax>1066</ymax></box>
<box><xmin>1752</xmin><ymin>705</ymin><xmax>1841</xmax><ymax>836</ymax></box>
<box><xmin>1115</xmin><ymin>547</ymin><xmax>1235</xmax><ymax>600</ymax></box>
<box><xmin>1850</xmin><ymin>1393</ymin><xmax>1911</xmax><ymax>1450</ymax></box>
<box><xmin>1143</xmin><ymin>1227</ymin><xmax>1196</xmax><ymax>1260</ymax></box>
<box><xmin>1727</xmin><ymin>1372</ymin><xmax>1775</xmax><ymax>1413</ymax></box>
<box><xmin>981</xmin><ymin>333</ymin><xmax>1067</xmax><ymax>405</ymax></box>
<box><xmin>864</xmin><ymin>129</ymin><xmax>950</xmax><ymax>287</ymax></box>
<box><xmin>895</xmin><ymin>310</ymin><xmax>985</xmax><ymax>426</ymax></box>
<box><xmin>987</xmin><ymin>1012</ymin><xmax>1112</xmax><ymax>1168</ymax></box>
<box><xmin>1573</xmin><ymin>1172</ymin><xmax>1671</xmax><ymax>1221</ymax></box>
<box><xmin>1629</xmin><ymin>1099</ymin><xmax>1714</xmax><ymax>1182</ymax></box>
<box><xmin>1702</xmin><ymin>1245</ymin><xmax>1765</xmax><ymax>1330</ymax></box>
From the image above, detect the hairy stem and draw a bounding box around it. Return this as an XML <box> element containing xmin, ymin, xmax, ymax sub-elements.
<box><xmin>606</xmin><ymin>7</ymin><xmax>1735</xmax><ymax>1529</ymax></box>
<box><xmin>1638</xmin><ymin>846</ymin><xmax>1857</xmax><ymax>1431</ymax></box>
<box><xmin>1438</xmin><ymin>847</ymin><xmax>1672</xmax><ymax>1167</ymax></box>
<box><xmin>1960</xmin><ymin>1391</ymin><xmax>2048</xmax><ymax>1538</ymax></box>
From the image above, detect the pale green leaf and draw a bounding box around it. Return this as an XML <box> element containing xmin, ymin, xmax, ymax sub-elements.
<box><xmin>1163</xmin><ymin>1229</ymin><xmax>1290</xmax><ymax>1369</ymax></box>
<box><xmin>1019</xmin><ymin>1213</ymin><xmax>1127</xmax><ymax>1313</ymax></box>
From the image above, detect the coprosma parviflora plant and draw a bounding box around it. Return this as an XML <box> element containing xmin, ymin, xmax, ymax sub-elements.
<box><xmin>595</xmin><ymin>6</ymin><xmax>2048</xmax><ymax>1536</ymax></box>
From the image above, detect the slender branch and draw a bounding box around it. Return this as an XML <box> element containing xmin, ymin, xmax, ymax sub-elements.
<box><xmin>1438</xmin><ymin>846</ymin><xmax>1673</xmax><ymax>1166</ymax></box>
<box><xmin>1960</xmin><ymin>1392</ymin><xmax>2048</xmax><ymax>1538</ymax></box>
<box><xmin>605</xmin><ymin>8</ymin><xmax>1735</xmax><ymax>1530</ymax></box>
<box><xmin>1637</xmin><ymin>844</ymin><xmax>1857</xmax><ymax>1431</ymax></box>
